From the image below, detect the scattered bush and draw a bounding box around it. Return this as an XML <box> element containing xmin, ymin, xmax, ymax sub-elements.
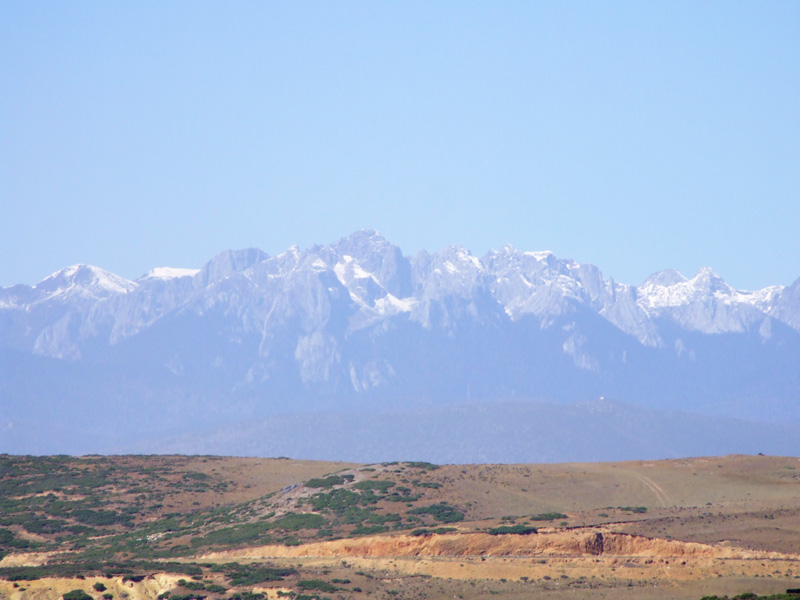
<box><xmin>408</xmin><ymin>503</ymin><xmax>464</xmax><ymax>523</ymax></box>
<box><xmin>71</xmin><ymin>509</ymin><xmax>134</xmax><ymax>528</ymax></box>
<box><xmin>352</xmin><ymin>480</ymin><xmax>395</xmax><ymax>492</ymax></box>
<box><xmin>228</xmin><ymin>593</ymin><xmax>266</xmax><ymax>600</ymax></box>
<box><xmin>412</xmin><ymin>481</ymin><xmax>441</xmax><ymax>489</ymax></box>
<box><xmin>488</xmin><ymin>524</ymin><xmax>537</xmax><ymax>536</ymax></box>
<box><xmin>222</xmin><ymin>564</ymin><xmax>296</xmax><ymax>586</ymax></box>
<box><xmin>351</xmin><ymin>524</ymin><xmax>387</xmax><ymax>536</ymax></box>
<box><xmin>307</xmin><ymin>489</ymin><xmax>361</xmax><ymax>511</ymax></box>
<box><xmin>619</xmin><ymin>506</ymin><xmax>647</xmax><ymax>514</ymax></box>
<box><xmin>404</xmin><ymin>462</ymin><xmax>439</xmax><ymax>471</ymax></box>
<box><xmin>273</xmin><ymin>512</ymin><xmax>326</xmax><ymax>531</ymax></box>
<box><xmin>189</xmin><ymin>522</ymin><xmax>273</xmax><ymax>547</ymax></box>
<box><xmin>0</xmin><ymin>560</ymin><xmax>202</xmax><ymax>582</ymax></box>
<box><xmin>529</xmin><ymin>512</ymin><xmax>568</xmax><ymax>521</ymax></box>
<box><xmin>305</xmin><ymin>476</ymin><xmax>347</xmax><ymax>489</ymax></box>
<box><xmin>410</xmin><ymin>527</ymin><xmax>457</xmax><ymax>536</ymax></box>
<box><xmin>298</xmin><ymin>580</ymin><xmax>338</xmax><ymax>593</ymax></box>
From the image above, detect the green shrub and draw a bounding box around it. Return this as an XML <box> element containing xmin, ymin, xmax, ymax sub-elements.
<box><xmin>352</xmin><ymin>480</ymin><xmax>395</xmax><ymax>492</ymax></box>
<box><xmin>488</xmin><ymin>525</ymin><xmax>537</xmax><ymax>535</ymax></box>
<box><xmin>307</xmin><ymin>489</ymin><xmax>361</xmax><ymax>511</ymax></box>
<box><xmin>351</xmin><ymin>524</ymin><xmax>387</xmax><ymax>536</ymax></box>
<box><xmin>20</xmin><ymin>517</ymin><xmax>68</xmax><ymax>534</ymax></box>
<box><xmin>178</xmin><ymin>580</ymin><xmax>206</xmax><ymax>591</ymax></box>
<box><xmin>298</xmin><ymin>580</ymin><xmax>338</xmax><ymax>593</ymax></box>
<box><xmin>412</xmin><ymin>481</ymin><xmax>441</xmax><ymax>489</ymax></box>
<box><xmin>223</xmin><ymin>564</ymin><xmax>296</xmax><ymax>586</ymax></box>
<box><xmin>0</xmin><ymin>527</ymin><xmax>35</xmax><ymax>550</ymax></box>
<box><xmin>71</xmin><ymin>509</ymin><xmax>134</xmax><ymax>528</ymax></box>
<box><xmin>368</xmin><ymin>513</ymin><xmax>401</xmax><ymax>525</ymax></box>
<box><xmin>340</xmin><ymin>506</ymin><xmax>377</xmax><ymax>524</ymax></box>
<box><xmin>529</xmin><ymin>512</ymin><xmax>568</xmax><ymax>521</ymax></box>
<box><xmin>0</xmin><ymin>560</ymin><xmax>202</xmax><ymax>582</ymax></box>
<box><xmin>619</xmin><ymin>506</ymin><xmax>647</xmax><ymax>514</ymax></box>
<box><xmin>273</xmin><ymin>512</ymin><xmax>326</xmax><ymax>531</ymax></box>
<box><xmin>408</xmin><ymin>503</ymin><xmax>464</xmax><ymax>523</ymax></box>
<box><xmin>63</xmin><ymin>591</ymin><xmax>93</xmax><ymax>600</ymax></box>
<box><xmin>93</xmin><ymin>582</ymin><xmax>107</xmax><ymax>591</ymax></box>
<box><xmin>189</xmin><ymin>522</ymin><xmax>273</xmax><ymax>547</ymax></box>
<box><xmin>385</xmin><ymin>492</ymin><xmax>421</xmax><ymax>503</ymax></box>
<box><xmin>410</xmin><ymin>527</ymin><xmax>457</xmax><ymax>536</ymax></box>
<box><xmin>404</xmin><ymin>462</ymin><xmax>439</xmax><ymax>471</ymax></box>
<box><xmin>305</xmin><ymin>476</ymin><xmax>346</xmax><ymax>489</ymax></box>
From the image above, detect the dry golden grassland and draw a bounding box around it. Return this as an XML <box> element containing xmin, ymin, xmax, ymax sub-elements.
<box><xmin>1</xmin><ymin>454</ymin><xmax>799</xmax><ymax>600</ymax></box>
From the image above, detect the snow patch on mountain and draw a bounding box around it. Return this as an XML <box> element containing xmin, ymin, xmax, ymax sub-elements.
<box><xmin>736</xmin><ymin>285</ymin><xmax>785</xmax><ymax>311</ymax></box>
<box><xmin>142</xmin><ymin>267</ymin><xmax>200</xmax><ymax>280</ymax></box>
<box><xmin>374</xmin><ymin>293</ymin><xmax>416</xmax><ymax>314</ymax></box>
<box><xmin>635</xmin><ymin>267</ymin><xmax>791</xmax><ymax>334</ymax></box>
<box><xmin>525</xmin><ymin>250</ymin><xmax>555</xmax><ymax>261</ymax></box>
<box><xmin>334</xmin><ymin>255</ymin><xmax>378</xmax><ymax>284</ymax></box>
<box><xmin>33</xmin><ymin>265</ymin><xmax>137</xmax><ymax>304</ymax></box>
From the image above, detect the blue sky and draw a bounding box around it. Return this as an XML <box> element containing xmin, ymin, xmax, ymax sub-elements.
<box><xmin>2</xmin><ymin>2</ymin><xmax>799</xmax><ymax>290</ymax></box>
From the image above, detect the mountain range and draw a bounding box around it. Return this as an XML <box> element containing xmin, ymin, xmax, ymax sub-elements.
<box><xmin>2</xmin><ymin>230</ymin><xmax>799</xmax><ymax>459</ymax></box>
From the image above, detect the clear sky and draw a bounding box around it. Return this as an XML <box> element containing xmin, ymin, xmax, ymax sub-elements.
<box><xmin>2</xmin><ymin>2</ymin><xmax>799</xmax><ymax>290</ymax></box>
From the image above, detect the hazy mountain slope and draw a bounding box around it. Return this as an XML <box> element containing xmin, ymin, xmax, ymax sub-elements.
<box><xmin>2</xmin><ymin>230</ymin><xmax>799</xmax><ymax>459</ymax></box>
<box><xmin>123</xmin><ymin>400</ymin><xmax>798</xmax><ymax>464</ymax></box>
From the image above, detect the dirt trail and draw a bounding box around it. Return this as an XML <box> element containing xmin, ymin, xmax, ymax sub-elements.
<box><xmin>634</xmin><ymin>473</ymin><xmax>671</xmax><ymax>507</ymax></box>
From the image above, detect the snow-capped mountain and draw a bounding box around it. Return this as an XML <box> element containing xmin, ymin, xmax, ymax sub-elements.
<box><xmin>2</xmin><ymin>230</ymin><xmax>799</xmax><ymax>457</ymax></box>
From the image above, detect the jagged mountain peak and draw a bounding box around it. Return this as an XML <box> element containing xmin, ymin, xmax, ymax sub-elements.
<box><xmin>328</xmin><ymin>230</ymin><xmax>403</xmax><ymax>267</ymax></box>
<box><xmin>638</xmin><ymin>267</ymin><xmax>738</xmax><ymax>310</ymax></box>
<box><xmin>640</xmin><ymin>267</ymin><xmax>731</xmax><ymax>296</ymax></box>
<box><xmin>432</xmin><ymin>245</ymin><xmax>484</xmax><ymax>271</ymax></box>
<box><xmin>525</xmin><ymin>249</ymin><xmax>557</xmax><ymax>263</ymax></box>
<box><xmin>690</xmin><ymin>267</ymin><xmax>731</xmax><ymax>292</ymax></box>
<box><xmin>3</xmin><ymin>232</ymin><xmax>799</xmax><ymax>352</ymax></box>
<box><xmin>32</xmin><ymin>264</ymin><xmax>137</xmax><ymax>301</ymax></box>
<box><xmin>335</xmin><ymin>228</ymin><xmax>389</xmax><ymax>248</ymax></box>
<box><xmin>641</xmin><ymin>269</ymin><xmax>687</xmax><ymax>288</ymax></box>
<box><xmin>319</xmin><ymin>230</ymin><xmax>396</xmax><ymax>268</ymax></box>
<box><xmin>198</xmin><ymin>248</ymin><xmax>268</xmax><ymax>286</ymax></box>
<box><xmin>325</xmin><ymin>231</ymin><xmax>411</xmax><ymax>299</ymax></box>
